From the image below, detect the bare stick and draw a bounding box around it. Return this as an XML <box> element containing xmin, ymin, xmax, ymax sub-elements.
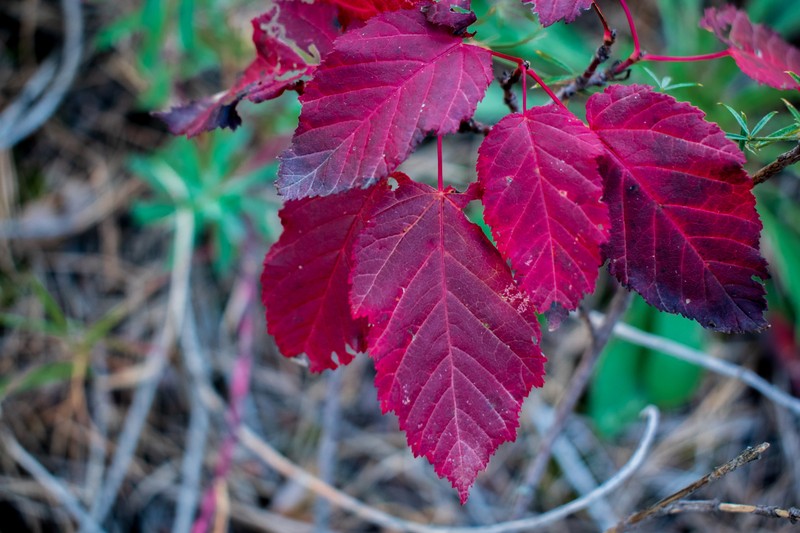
<box><xmin>606</xmin><ymin>443</ymin><xmax>771</xmax><ymax>532</ymax></box>
<box><xmin>556</xmin><ymin>7</ymin><xmax>616</xmax><ymax>101</ymax></box>
<box><xmin>0</xmin><ymin>429</ymin><xmax>104</xmax><ymax>532</ymax></box>
<box><xmin>314</xmin><ymin>369</ymin><xmax>344</xmax><ymax>533</ymax></box>
<box><xmin>752</xmin><ymin>142</ymin><xmax>800</xmax><ymax>185</ymax></box>
<box><xmin>192</xmin><ymin>254</ymin><xmax>258</xmax><ymax>533</ymax></box>
<box><xmin>88</xmin><ymin>185</ymin><xmax>195</xmax><ymax>525</ymax></box>
<box><xmin>0</xmin><ymin>0</ymin><xmax>83</xmax><ymax>149</ymax></box>
<box><xmin>512</xmin><ymin>288</ymin><xmax>632</xmax><ymax>517</ymax></box>
<box><xmin>658</xmin><ymin>499</ymin><xmax>800</xmax><ymax>523</ymax></box>
<box><xmin>591</xmin><ymin>313</ymin><xmax>800</xmax><ymax>417</ymax></box>
<box><xmin>172</xmin><ymin>306</ymin><xmax>212</xmax><ymax>533</ymax></box>
<box><xmin>528</xmin><ymin>400</ymin><xmax>618</xmax><ymax>530</ymax></box>
<box><xmin>239</xmin><ymin>406</ymin><xmax>659</xmax><ymax>533</ymax></box>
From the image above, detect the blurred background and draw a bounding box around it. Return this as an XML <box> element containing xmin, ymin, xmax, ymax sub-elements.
<box><xmin>0</xmin><ymin>0</ymin><xmax>799</xmax><ymax>531</ymax></box>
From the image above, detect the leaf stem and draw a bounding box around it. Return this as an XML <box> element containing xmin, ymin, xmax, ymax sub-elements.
<box><xmin>643</xmin><ymin>50</ymin><xmax>730</xmax><ymax>62</ymax></box>
<box><xmin>618</xmin><ymin>0</ymin><xmax>640</xmax><ymax>58</ymax></box>
<box><xmin>437</xmin><ymin>134</ymin><xmax>444</xmax><ymax>191</ymax></box>
<box><xmin>521</xmin><ymin>62</ymin><xmax>527</xmax><ymax>112</ymax></box>
<box><xmin>591</xmin><ymin>2</ymin><xmax>613</xmax><ymax>44</ymax></box>
<box><xmin>488</xmin><ymin>50</ymin><xmax>566</xmax><ymax>109</ymax></box>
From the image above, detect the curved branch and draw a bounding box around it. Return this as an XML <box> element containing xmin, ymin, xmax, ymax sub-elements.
<box><xmin>239</xmin><ymin>406</ymin><xmax>660</xmax><ymax>533</ymax></box>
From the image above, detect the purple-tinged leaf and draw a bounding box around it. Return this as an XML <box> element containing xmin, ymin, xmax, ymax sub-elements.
<box><xmin>261</xmin><ymin>184</ymin><xmax>387</xmax><ymax>371</ymax></box>
<box><xmin>423</xmin><ymin>0</ymin><xmax>477</xmax><ymax>35</ymax></box>
<box><xmin>157</xmin><ymin>0</ymin><xmax>340</xmax><ymax>137</ymax></box>
<box><xmin>701</xmin><ymin>6</ymin><xmax>800</xmax><ymax>90</ymax></box>
<box><xmin>277</xmin><ymin>9</ymin><xmax>493</xmax><ymax>199</ymax></box>
<box><xmin>350</xmin><ymin>174</ymin><xmax>546</xmax><ymax>502</ymax></box>
<box><xmin>586</xmin><ymin>84</ymin><xmax>768</xmax><ymax>333</ymax></box>
<box><xmin>521</xmin><ymin>0</ymin><xmax>593</xmax><ymax>27</ymax></box>
<box><xmin>325</xmin><ymin>0</ymin><xmax>419</xmax><ymax>26</ymax></box>
<box><xmin>477</xmin><ymin>105</ymin><xmax>608</xmax><ymax>314</ymax></box>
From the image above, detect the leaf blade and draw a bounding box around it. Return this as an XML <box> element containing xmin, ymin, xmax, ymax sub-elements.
<box><xmin>586</xmin><ymin>84</ymin><xmax>768</xmax><ymax>333</ymax></box>
<box><xmin>277</xmin><ymin>9</ymin><xmax>493</xmax><ymax>199</ymax></box>
<box><xmin>350</xmin><ymin>175</ymin><xmax>545</xmax><ymax>502</ymax></box>
<box><xmin>261</xmin><ymin>184</ymin><xmax>385</xmax><ymax>371</ymax></box>
<box><xmin>477</xmin><ymin>105</ymin><xmax>608</xmax><ymax>314</ymax></box>
<box><xmin>701</xmin><ymin>6</ymin><xmax>800</xmax><ymax>90</ymax></box>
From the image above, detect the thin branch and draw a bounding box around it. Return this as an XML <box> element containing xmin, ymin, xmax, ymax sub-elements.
<box><xmin>172</xmin><ymin>306</ymin><xmax>212</xmax><ymax>533</ymax></box>
<box><xmin>658</xmin><ymin>499</ymin><xmax>800</xmax><ymax>523</ymax></box>
<box><xmin>498</xmin><ymin>67</ymin><xmax>523</xmax><ymax>113</ymax></box>
<box><xmin>192</xmin><ymin>253</ymin><xmax>258</xmax><ymax>533</ymax></box>
<box><xmin>88</xmin><ymin>189</ymin><xmax>195</xmax><ymax>526</ymax></box>
<box><xmin>591</xmin><ymin>313</ymin><xmax>800</xmax><ymax>417</ymax></box>
<box><xmin>239</xmin><ymin>406</ymin><xmax>659</xmax><ymax>533</ymax></box>
<box><xmin>556</xmin><ymin>24</ymin><xmax>616</xmax><ymax>101</ymax></box>
<box><xmin>0</xmin><ymin>0</ymin><xmax>83</xmax><ymax>149</ymax></box>
<box><xmin>512</xmin><ymin>288</ymin><xmax>633</xmax><ymax>517</ymax></box>
<box><xmin>314</xmin><ymin>369</ymin><xmax>344</xmax><ymax>533</ymax></box>
<box><xmin>0</xmin><ymin>429</ymin><xmax>104</xmax><ymax>532</ymax></box>
<box><xmin>528</xmin><ymin>400</ymin><xmax>618</xmax><ymax>530</ymax></box>
<box><xmin>606</xmin><ymin>443</ymin><xmax>771</xmax><ymax>532</ymax></box>
<box><xmin>752</xmin><ymin>142</ymin><xmax>800</xmax><ymax>185</ymax></box>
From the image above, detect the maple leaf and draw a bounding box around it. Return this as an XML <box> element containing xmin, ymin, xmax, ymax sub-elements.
<box><xmin>477</xmin><ymin>105</ymin><xmax>608</xmax><ymax>315</ymax></box>
<box><xmin>156</xmin><ymin>0</ymin><xmax>340</xmax><ymax>137</ymax></box>
<box><xmin>700</xmin><ymin>6</ymin><xmax>800</xmax><ymax>90</ymax></box>
<box><xmin>261</xmin><ymin>185</ymin><xmax>386</xmax><ymax>371</ymax></box>
<box><xmin>350</xmin><ymin>174</ymin><xmax>546</xmax><ymax>502</ymax></box>
<box><xmin>277</xmin><ymin>9</ymin><xmax>493</xmax><ymax>200</ymax></box>
<box><xmin>521</xmin><ymin>0</ymin><xmax>594</xmax><ymax>27</ymax></box>
<box><xmin>586</xmin><ymin>84</ymin><xmax>768</xmax><ymax>333</ymax></box>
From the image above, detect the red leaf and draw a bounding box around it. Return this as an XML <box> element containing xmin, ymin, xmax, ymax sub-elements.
<box><xmin>350</xmin><ymin>175</ymin><xmax>546</xmax><ymax>502</ymax></box>
<box><xmin>325</xmin><ymin>0</ymin><xmax>419</xmax><ymax>25</ymax></box>
<box><xmin>261</xmin><ymin>185</ymin><xmax>386</xmax><ymax>371</ymax></box>
<box><xmin>477</xmin><ymin>105</ymin><xmax>608</xmax><ymax>314</ymax></box>
<box><xmin>423</xmin><ymin>0</ymin><xmax>477</xmax><ymax>35</ymax></box>
<box><xmin>277</xmin><ymin>9</ymin><xmax>493</xmax><ymax>199</ymax></box>
<box><xmin>586</xmin><ymin>85</ymin><xmax>768</xmax><ymax>333</ymax></box>
<box><xmin>156</xmin><ymin>0</ymin><xmax>340</xmax><ymax>137</ymax></box>
<box><xmin>701</xmin><ymin>6</ymin><xmax>800</xmax><ymax>90</ymax></box>
<box><xmin>521</xmin><ymin>0</ymin><xmax>593</xmax><ymax>27</ymax></box>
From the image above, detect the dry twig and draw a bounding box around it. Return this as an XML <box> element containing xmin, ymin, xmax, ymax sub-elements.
<box><xmin>591</xmin><ymin>313</ymin><xmax>800</xmax><ymax>417</ymax></box>
<box><xmin>238</xmin><ymin>406</ymin><xmax>659</xmax><ymax>533</ymax></box>
<box><xmin>512</xmin><ymin>288</ymin><xmax>632</xmax><ymax>517</ymax></box>
<box><xmin>606</xmin><ymin>443</ymin><xmax>772</xmax><ymax>532</ymax></box>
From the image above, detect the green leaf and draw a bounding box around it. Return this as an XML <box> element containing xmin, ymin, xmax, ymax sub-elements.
<box><xmin>641</xmin><ymin>311</ymin><xmax>704</xmax><ymax>408</ymax></box>
<box><xmin>0</xmin><ymin>362</ymin><xmax>75</xmax><ymax>402</ymax></box>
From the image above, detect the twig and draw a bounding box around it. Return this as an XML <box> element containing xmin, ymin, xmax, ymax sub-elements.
<box><xmin>191</xmin><ymin>253</ymin><xmax>258</xmax><ymax>533</ymax></box>
<box><xmin>0</xmin><ymin>429</ymin><xmax>104</xmax><ymax>532</ymax></box>
<box><xmin>752</xmin><ymin>142</ymin><xmax>800</xmax><ymax>185</ymax></box>
<box><xmin>172</xmin><ymin>306</ymin><xmax>212</xmax><ymax>533</ymax></box>
<box><xmin>0</xmin><ymin>0</ymin><xmax>83</xmax><ymax>149</ymax></box>
<box><xmin>239</xmin><ymin>406</ymin><xmax>659</xmax><ymax>533</ymax></box>
<box><xmin>658</xmin><ymin>499</ymin><xmax>800</xmax><ymax>523</ymax></box>
<box><xmin>459</xmin><ymin>118</ymin><xmax>491</xmax><ymax>135</ymax></box>
<box><xmin>512</xmin><ymin>288</ymin><xmax>633</xmax><ymax>517</ymax></box>
<box><xmin>314</xmin><ymin>369</ymin><xmax>344</xmax><ymax>533</ymax></box>
<box><xmin>83</xmin><ymin>347</ymin><xmax>111</xmax><ymax>504</ymax></box>
<box><xmin>528</xmin><ymin>399</ymin><xmax>618</xmax><ymax>530</ymax></box>
<box><xmin>556</xmin><ymin>18</ymin><xmax>616</xmax><ymax>101</ymax></box>
<box><xmin>87</xmin><ymin>189</ymin><xmax>195</xmax><ymax>526</ymax></box>
<box><xmin>590</xmin><ymin>313</ymin><xmax>800</xmax><ymax>417</ymax></box>
<box><xmin>498</xmin><ymin>66</ymin><xmax>524</xmax><ymax>113</ymax></box>
<box><xmin>606</xmin><ymin>443</ymin><xmax>771</xmax><ymax>532</ymax></box>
